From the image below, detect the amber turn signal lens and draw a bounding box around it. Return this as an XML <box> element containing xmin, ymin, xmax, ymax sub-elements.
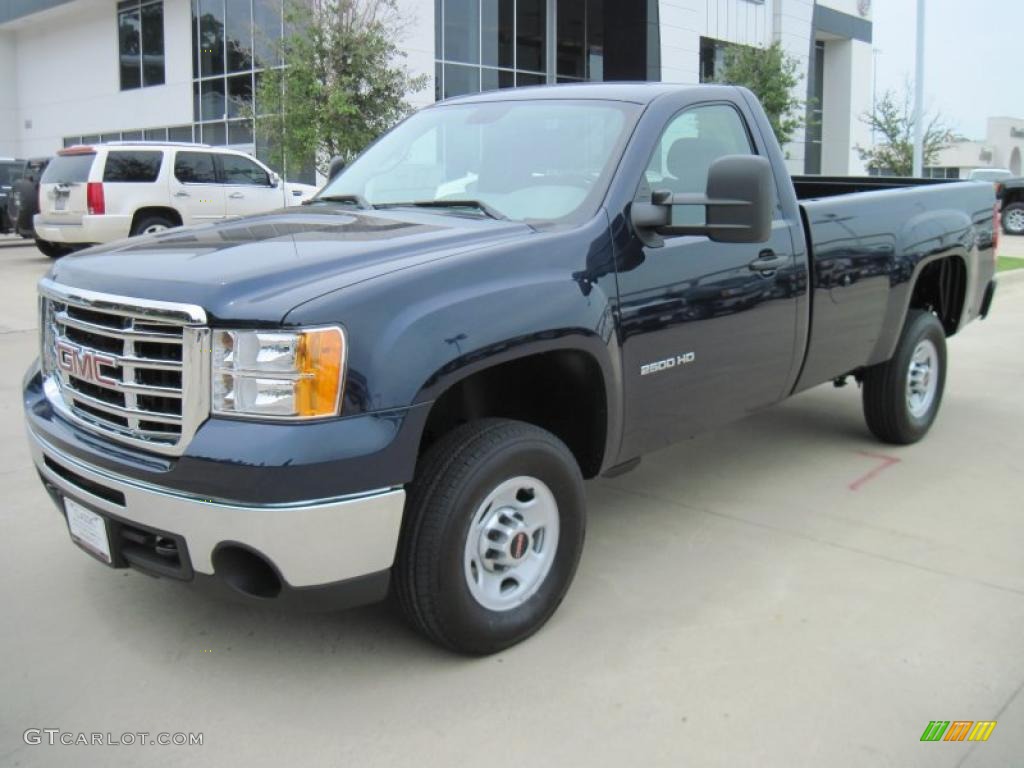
<box><xmin>295</xmin><ymin>327</ymin><xmax>345</xmax><ymax>417</ymax></box>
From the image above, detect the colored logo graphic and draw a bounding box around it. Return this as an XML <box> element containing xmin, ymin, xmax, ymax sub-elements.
<box><xmin>920</xmin><ymin>721</ymin><xmax>997</xmax><ymax>742</ymax></box>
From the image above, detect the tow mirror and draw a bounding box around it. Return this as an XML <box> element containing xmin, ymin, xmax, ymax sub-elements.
<box><xmin>631</xmin><ymin>155</ymin><xmax>774</xmax><ymax>248</ymax></box>
<box><xmin>327</xmin><ymin>156</ymin><xmax>346</xmax><ymax>182</ymax></box>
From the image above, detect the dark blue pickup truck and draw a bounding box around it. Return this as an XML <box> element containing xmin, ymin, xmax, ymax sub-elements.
<box><xmin>23</xmin><ymin>84</ymin><xmax>998</xmax><ymax>654</ymax></box>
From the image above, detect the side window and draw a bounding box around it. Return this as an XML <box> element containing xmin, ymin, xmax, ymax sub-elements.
<box><xmin>642</xmin><ymin>104</ymin><xmax>754</xmax><ymax>198</ymax></box>
<box><xmin>218</xmin><ymin>155</ymin><xmax>271</xmax><ymax>186</ymax></box>
<box><xmin>174</xmin><ymin>152</ymin><xmax>217</xmax><ymax>184</ymax></box>
<box><xmin>103</xmin><ymin>151</ymin><xmax>163</xmax><ymax>183</ymax></box>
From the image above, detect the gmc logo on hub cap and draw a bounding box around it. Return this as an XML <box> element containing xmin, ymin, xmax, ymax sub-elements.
<box><xmin>55</xmin><ymin>340</ymin><xmax>118</xmax><ymax>387</ymax></box>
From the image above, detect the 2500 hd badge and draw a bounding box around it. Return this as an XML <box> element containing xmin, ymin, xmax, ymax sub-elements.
<box><xmin>641</xmin><ymin>352</ymin><xmax>696</xmax><ymax>376</ymax></box>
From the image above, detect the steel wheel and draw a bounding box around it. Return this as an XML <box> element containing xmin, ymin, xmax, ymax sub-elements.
<box><xmin>142</xmin><ymin>223</ymin><xmax>169</xmax><ymax>234</ymax></box>
<box><xmin>906</xmin><ymin>339</ymin><xmax>939</xmax><ymax>419</ymax></box>
<box><xmin>1004</xmin><ymin>206</ymin><xmax>1024</xmax><ymax>234</ymax></box>
<box><xmin>463</xmin><ymin>475</ymin><xmax>560</xmax><ymax>612</ymax></box>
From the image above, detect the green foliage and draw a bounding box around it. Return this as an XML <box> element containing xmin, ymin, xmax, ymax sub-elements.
<box><xmin>715</xmin><ymin>41</ymin><xmax>804</xmax><ymax>147</ymax></box>
<box><xmin>856</xmin><ymin>86</ymin><xmax>954</xmax><ymax>176</ymax></box>
<box><xmin>247</xmin><ymin>0</ymin><xmax>427</xmax><ymax>177</ymax></box>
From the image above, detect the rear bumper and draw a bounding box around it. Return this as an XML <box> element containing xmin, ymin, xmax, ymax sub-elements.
<box><xmin>34</xmin><ymin>213</ymin><xmax>130</xmax><ymax>244</ymax></box>
<box><xmin>28</xmin><ymin>424</ymin><xmax>405</xmax><ymax>610</ymax></box>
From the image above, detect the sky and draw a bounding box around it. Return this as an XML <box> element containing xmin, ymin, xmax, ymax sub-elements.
<box><xmin>871</xmin><ymin>0</ymin><xmax>1024</xmax><ymax>140</ymax></box>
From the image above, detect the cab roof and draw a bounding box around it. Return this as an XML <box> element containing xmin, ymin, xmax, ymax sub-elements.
<box><xmin>437</xmin><ymin>81</ymin><xmax>737</xmax><ymax>106</ymax></box>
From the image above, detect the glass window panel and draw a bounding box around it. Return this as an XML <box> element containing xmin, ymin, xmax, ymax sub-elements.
<box><xmin>144</xmin><ymin>127</ymin><xmax>169</xmax><ymax>141</ymax></box>
<box><xmin>481</xmin><ymin>68</ymin><xmax>514</xmax><ymax>92</ymax></box>
<box><xmin>227</xmin><ymin>73</ymin><xmax>252</xmax><ymax>117</ymax></box>
<box><xmin>481</xmin><ymin>0</ymin><xmax>513</xmax><ymax>68</ymax></box>
<box><xmin>103</xmin><ymin>151</ymin><xmax>163</xmax><ymax>182</ymax></box>
<box><xmin>101</xmin><ymin>132</ymin><xmax>122</xmax><ymax>143</ymax></box>
<box><xmin>516</xmin><ymin>71</ymin><xmax>545</xmax><ymax>87</ymax></box>
<box><xmin>557</xmin><ymin>0</ymin><xmax>585</xmax><ymax>78</ymax></box>
<box><xmin>228</xmin><ymin>119</ymin><xmax>254</xmax><ymax>145</ymax></box>
<box><xmin>254</xmin><ymin>0</ymin><xmax>282</xmax><ymax>66</ymax></box>
<box><xmin>63</xmin><ymin>137</ymin><xmax>81</xmax><ymax>148</ymax></box>
<box><xmin>201</xmin><ymin>78</ymin><xmax>226</xmax><ymax>121</ymax></box>
<box><xmin>141</xmin><ymin>2</ymin><xmax>165</xmax><ymax>86</ymax></box>
<box><xmin>168</xmin><ymin>125</ymin><xmax>194</xmax><ymax>142</ymax></box>
<box><xmin>443</xmin><ymin>0</ymin><xmax>479</xmax><ymax>65</ymax></box>
<box><xmin>517</xmin><ymin>0</ymin><xmax>546</xmax><ymax>73</ymax></box>
<box><xmin>225</xmin><ymin>0</ymin><xmax>253</xmax><ymax>73</ymax></box>
<box><xmin>192</xmin><ymin>0</ymin><xmax>200</xmax><ymax>79</ymax></box>
<box><xmin>198</xmin><ymin>0</ymin><xmax>225</xmax><ymax>77</ymax></box>
<box><xmin>175</xmin><ymin>151</ymin><xmax>218</xmax><ymax>183</ymax></box>
<box><xmin>435</xmin><ymin>61</ymin><xmax>443</xmax><ymax>102</ymax></box>
<box><xmin>122</xmin><ymin>130</ymin><xmax>144</xmax><ymax>141</ymax></box>
<box><xmin>219</xmin><ymin>153</ymin><xmax>270</xmax><ymax>185</ymax></box>
<box><xmin>81</xmin><ymin>135</ymin><xmax>101</xmax><ymax>145</ymax></box>
<box><xmin>443</xmin><ymin>63</ymin><xmax>479</xmax><ymax>98</ymax></box>
<box><xmin>202</xmin><ymin>121</ymin><xmax>227</xmax><ymax>146</ymax></box>
<box><xmin>119</xmin><ymin>9</ymin><xmax>142</xmax><ymax>90</ymax></box>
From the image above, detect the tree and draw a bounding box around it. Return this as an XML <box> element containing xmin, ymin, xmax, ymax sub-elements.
<box><xmin>248</xmin><ymin>0</ymin><xmax>427</xmax><ymax>177</ymax></box>
<box><xmin>856</xmin><ymin>85</ymin><xmax>954</xmax><ymax>176</ymax></box>
<box><xmin>715</xmin><ymin>41</ymin><xmax>804</xmax><ymax>147</ymax></box>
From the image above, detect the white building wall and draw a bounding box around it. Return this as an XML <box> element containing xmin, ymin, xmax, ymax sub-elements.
<box><xmin>394</xmin><ymin>0</ymin><xmax>435</xmax><ymax>107</ymax></box>
<box><xmin>773</xmin><ymin>0</ymin><xmax>813</xmax><ymax>174</ymax></box>
<box><xmin>12</xmin><ymin>0</ymin><xmax>193</xmax><ymax>157</ymax></box>
<box><xmin>819</xmin><ymin>37</ymin><xmax>870</xmax><ymax>175</ymax></box>
<box><xmin>0</xmin><ymin>31</ymin><xmax>18</xmax><ymax>157</ymax></box>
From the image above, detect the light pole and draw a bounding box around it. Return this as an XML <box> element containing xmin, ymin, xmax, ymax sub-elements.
<box><xmin>912</xmin><ymin>0</ymin><xmax>925</xmax><ymax>177</ymax></box>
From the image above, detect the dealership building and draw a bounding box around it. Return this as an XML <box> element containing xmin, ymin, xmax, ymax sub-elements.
<box><xmin>0</xmin><ymin>0</ymin><xmax>873</xmax><ymax>178</ymax></box>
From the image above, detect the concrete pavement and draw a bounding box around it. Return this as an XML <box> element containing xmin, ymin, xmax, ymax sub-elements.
<box><xmin>0</xmin><ymin>236</ymin><xmax>1022</xmax><ymax>767</ymax></box>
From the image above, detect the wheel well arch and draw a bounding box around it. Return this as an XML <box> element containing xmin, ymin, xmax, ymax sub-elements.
<box><xmin>131</xmin><ymin>206</ymin><xmax>183</xmax><ymax>233</ymax></box>
<box><xmin>1003</xmin><ymin>189</ymin><xmax>1024</xmax><ymax>206</ymax></box>
<box><xmin>418</xmin><ymin>349</ymin><xmax>609</xmax><ymax>479</ymax></box>
<box><xmin>909</xmin><ymin>254</ymin><xmax>967</xmax><ymax>336</ymax></box>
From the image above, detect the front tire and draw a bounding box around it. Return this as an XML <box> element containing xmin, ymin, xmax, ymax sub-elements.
<box><xmin>35</xmin><ymin>238</ymin><xmax>70</xmax><ymax>259</ymax></box>
<box><xmin>395</xmin><ymin>419</ymin><xmax>586</xmax><ymax>655</ymax></box>
<box><xmin>862</xmin><ymin>309</ymin><xmax>947</xmax><ymax>444</ymax></box>
<box><xmin>1002</xmin><ymin>202</ymin><xmax>1024</xmax><ymax>236</ymax></box>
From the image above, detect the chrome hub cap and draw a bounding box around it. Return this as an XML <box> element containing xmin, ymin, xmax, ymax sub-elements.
<box><xmin>906</xmin><ymin>339</ymin><xmax>939</xmax><ymax>419</ymax></box>
<box><xmin>463</xmin><ymin>476</ymin><xmax>559</xmax><ymax>612</ymax></box>
<box><xmin>142</xmin><ymin>224</ymin><xmax>168</xmax><ymax>234</ymax></box>
<box><xmin>1005</xmin><ymin>208</ymin><xmax>1024</xmax><ymax>233</ymax></box>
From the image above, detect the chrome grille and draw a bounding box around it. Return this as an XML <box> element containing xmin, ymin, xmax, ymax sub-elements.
<box><xmin>39</xmin><ymin>279</ymin><xmax>209</xmax><ymax>456</ymax></box>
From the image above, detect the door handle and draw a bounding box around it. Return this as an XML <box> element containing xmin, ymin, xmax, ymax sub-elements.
<box><xmin>749</xmin><ymin>250</ymin><xmax>787</xmax><ymax>272</ymax></box>
<box><xmin>174</xmin><ymin>191</ymin><xmax>190</xmax><ymax>198</ymax></box>
<box><xmin>229</xmin><ymin>192</ymin><xmax>244</xmax><ymax>199</ymax></box>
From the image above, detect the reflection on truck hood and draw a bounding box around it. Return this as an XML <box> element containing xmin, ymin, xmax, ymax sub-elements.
<box><xmin>47</xmin><ymin>207</ymin><xmax>532</xmax><ymax>323</ymax></box>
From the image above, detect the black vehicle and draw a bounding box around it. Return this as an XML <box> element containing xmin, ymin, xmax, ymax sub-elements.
<box><xmin>997</xmin><ymin>176</ymin><xmax>1024</xmax><ymax>235</ymax></box>
<box><xmin>22</xmin><ymin>84</ymin><xmax>998</xmax><ymax>654</ymax></box>
<box><xmin>0</xmin><ymin>157</ymin><xmax>27</xmax><ymax>235</ymax></box>
<box><xmin>5</xmin><ymin>157</ymin><xmax>49</xmax><ymax>239</ymax></box>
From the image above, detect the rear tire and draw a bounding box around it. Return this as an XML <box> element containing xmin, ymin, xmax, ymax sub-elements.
<box><xmin>130</xmin><ymin>214</ymin><xmax>177</xmax><ymax>237</ymax></box>
<box><xmin>862</xmin><ymin>310</ymin><xmax>947</xmax><ymax>444</ymax></box>
<box><xmin>35</xmin><ymin>238</ymin><xmax>69</xmax><ymax>259</ymax></box>
<box><xmin>1002</xmin><ymin>202</ymin><xmax>1024</xmax><ymax>236</ymax></box>
<box><xmin>395</xmin><ymin>419</ymin><xmax>586</xmax><ymax>655</ymax></box>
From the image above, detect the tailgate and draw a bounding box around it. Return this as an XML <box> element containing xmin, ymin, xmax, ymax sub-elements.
<box><xmin>38</xmin><ymin>151</ymin><xmax>97</xmax><ymax>225</ymax></box>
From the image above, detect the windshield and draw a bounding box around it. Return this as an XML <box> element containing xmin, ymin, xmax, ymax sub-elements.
<box><xmin>317</xmin><ymin>99</ymin><xmax>639</xmax><ymax>224</ymax></box>
<box><xmin>969</xmin><ymin>169</ymin><xmax>1012</xmax><ymax>182</ymax></box>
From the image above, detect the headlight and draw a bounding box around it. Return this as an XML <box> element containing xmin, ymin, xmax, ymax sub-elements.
<box><xmin>212</xmin><ymin>327</ymin><xmax>345</xmax><ymax>419</ymax></box>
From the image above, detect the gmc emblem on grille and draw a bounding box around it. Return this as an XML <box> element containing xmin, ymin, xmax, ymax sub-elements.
<box><xmin>55</xmin><ymin>340</ymin><xmax>118</xmax><ymax>387</ymax></box>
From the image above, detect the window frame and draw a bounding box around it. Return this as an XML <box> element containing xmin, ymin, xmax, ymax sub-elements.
<box><xmin>173</xmin><ymin>150</ymin><xmax>220</xmax><ymax>185</ymax></box>
<box><xmin>214</xmin><ymin>152</ymin><xmax>273</xmax><ymax>187</ymax></box>
<box><xmin>634</xmin><ymin>101</ymin><xmax>758</xmax><ymax>202</ymax></box>
<box><xmin>118</xmin><ymin>0</ymin><xmax>166</xmax><ymax>91</ymax></box>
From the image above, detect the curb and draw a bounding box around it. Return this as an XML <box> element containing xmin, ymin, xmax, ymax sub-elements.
<box><xmin>996</xmin><ymin>267</ymin><xmax>1024</xmax><ymax>286</ymax></box>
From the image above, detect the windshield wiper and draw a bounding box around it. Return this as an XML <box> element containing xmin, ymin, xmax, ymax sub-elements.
<box><xmin>380</xmin><ymin>199</ymin><xmax>507</xmax><ymax>221</ymax></box>
<box><xmin>306</xmin><ymin>193</ymin><xmax>374</xmax><ymax>210</ymax></box>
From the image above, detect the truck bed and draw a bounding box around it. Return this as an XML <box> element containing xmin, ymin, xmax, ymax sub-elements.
<box><xmin>792</xmin><ymin>179</ymin><xmax>997</xmax><ymax>391</ymax></box>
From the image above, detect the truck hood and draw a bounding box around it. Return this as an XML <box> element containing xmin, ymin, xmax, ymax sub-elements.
<box><xmin>47</xmin><ymin>207</ymin><xmax>533</xmax><ymax>323</ymax></box>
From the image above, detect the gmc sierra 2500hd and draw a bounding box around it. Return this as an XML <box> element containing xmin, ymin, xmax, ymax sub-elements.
<box><xmin>24</xmin><ymin>84</ymin><xmax>998</xmax><ymax>655</ymax></box>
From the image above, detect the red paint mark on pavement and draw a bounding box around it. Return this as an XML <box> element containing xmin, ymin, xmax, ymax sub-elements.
<box><xmin>848</xmin><ymin>451</ymin><xmax>901</xmax><ymax>491</ymax></box>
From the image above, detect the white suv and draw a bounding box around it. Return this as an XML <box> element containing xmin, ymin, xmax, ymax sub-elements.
<box><xmin>34</xmin><ymin>142</ymin><xmax>317</xmax><ymax>257</ymax></box>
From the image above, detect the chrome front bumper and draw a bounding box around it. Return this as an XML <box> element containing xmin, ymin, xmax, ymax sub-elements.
<box><xmin>28</xmin><ymin>427</ymin><xmax>406</xmax><ymax>589</ymax></box>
